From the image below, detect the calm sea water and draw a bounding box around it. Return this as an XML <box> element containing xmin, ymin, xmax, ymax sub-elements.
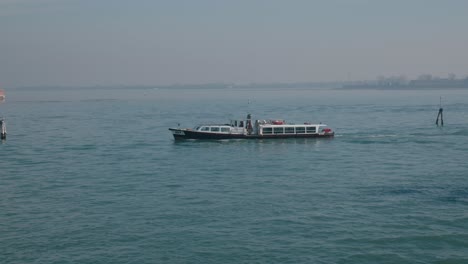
<box><xmin>1</xmin><ymin>87</ymin><xmax>468</xmax><ymax>264</ymax></box>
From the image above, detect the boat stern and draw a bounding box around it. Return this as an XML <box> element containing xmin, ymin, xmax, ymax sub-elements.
<box><xmin>321</xmin><ymin>127</ymin><xmax>334</xmax><ymax>137</ymax></box>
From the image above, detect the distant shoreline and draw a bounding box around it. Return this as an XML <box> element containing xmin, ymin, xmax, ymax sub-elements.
<box><xmin>341</xmin><ymin>77</ymin><xmax>468</xmax><ymax>90</ymax></box>
<box><xmin>337</xmin><ymin>85</ymin><xmax>468</xmax><ymax>90</ymax></box>
<box><xmin>10</xmin><ymin>78</ymin><xmax>468</xmax><ymax>91</ymax></box>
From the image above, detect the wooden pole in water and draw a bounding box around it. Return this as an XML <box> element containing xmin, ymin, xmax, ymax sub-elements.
<box><xmin>435</xmin><ymin>96</ymin><xmax>443</xmax><ymax>126</ymax></box>
<box><xmin>0</xmin><ymin>89</ymin><xmax>5</xmax><ymax>139</ymax></box>
<box><xmin>0</xmin><ymin>118</ymin><xmax>6</xmax><ymax>140</ymax></box>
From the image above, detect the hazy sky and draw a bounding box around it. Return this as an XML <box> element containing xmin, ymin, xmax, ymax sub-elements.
<box><xmin>1</xmin><ymin>0</ymin><xmax>468</xmax><ymax>87</ymax></box>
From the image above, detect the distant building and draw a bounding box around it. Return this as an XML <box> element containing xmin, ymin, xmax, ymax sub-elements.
<box><xmin>342</xmin><ymin>75</ymin><xmax>468</xmax><ymax>89</ymax></box>
<box><xmin>409</xmin><ymin>78</ymin><xmax>467</xmax><ymax>88</ymax></box>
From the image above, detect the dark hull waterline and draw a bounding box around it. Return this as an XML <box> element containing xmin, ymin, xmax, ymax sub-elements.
<box><xmin>169</xmin><ymin>128</ymin><xmax>334</xmax><ymax>140</ymax></box>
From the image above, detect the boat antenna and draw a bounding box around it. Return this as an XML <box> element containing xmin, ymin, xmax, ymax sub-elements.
<box><xmin>435</xmin><ymin>96</ymin><xmax>443</xmax><ymax>126</ymax></box>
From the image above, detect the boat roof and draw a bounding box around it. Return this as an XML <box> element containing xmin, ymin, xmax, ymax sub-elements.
<box><xmin>261</xmin><ymin>123</ymin><xmax>328</xmax><ymax>127</ymax></box>
<box><xmin>196</xmin><ymin>124</ymin><xmax>232</xmax><ymax>127</ymax></box>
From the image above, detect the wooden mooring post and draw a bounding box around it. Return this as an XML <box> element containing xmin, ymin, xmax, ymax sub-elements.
<box><xmin>435</xmin><ymin>96</ymin><xmax>443</xmax><ymax>126</ymax></box>
<box><xmin>1</xmin><ymin>118</ymin><xmax>6</xmax><ymax>140</ymax></box>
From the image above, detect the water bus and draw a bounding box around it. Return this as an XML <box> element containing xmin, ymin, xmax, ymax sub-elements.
<box><xmin>169</xmin><ymin>114</ymin><xmax>334</xmax><ymax>140</ymax></box>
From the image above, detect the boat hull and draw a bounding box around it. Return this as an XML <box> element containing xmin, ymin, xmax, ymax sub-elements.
<box><xmin>169</xmin><ymin>128</ymin><xmax>334</xmax><ymax>140</ymax></box>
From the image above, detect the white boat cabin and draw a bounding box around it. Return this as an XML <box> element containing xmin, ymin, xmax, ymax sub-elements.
<box><xmin>193</xmin><ymin>125</ymin><xmax>245</xmax><ymax>134</ymax></box>
<box><xmin>192</xmin><ymin>119</ymin><xmax>331</xmax><ymax>136</ymax></box>
<box><xmin>258</xmin><ymin>123</ymin><xmax>330</xmax><ymax>135</ymax></box>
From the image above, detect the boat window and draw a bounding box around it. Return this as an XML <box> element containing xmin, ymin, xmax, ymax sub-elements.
<box><xmin>306</xmin><ymin>126</ymin><xmax>317</xmax><ymax>133</ymax></box>
<box><xmin>201</xmin><ymin>127</ymin><xmax>210</xmax><ymax>131</ymax></box>
<box><xmin>239</xmin><ymin>121</ymin><xmax>244</xmax><ymax>127</ymax></box>
<box><xmin>285</xmin><ymin>127</ymin><xmax>295</xmax><ymax>134</ymax></box>
<box><xmin>262</xmin><ymin>127</ymin><xmax>272</xmax><ymax>134</ymax></box>
<box><xmin>295</xmin><ymin>127</ymin><xmax>306</xmax><ymax>134</ymax></box>
<box><xmin>273</xmin><ymin>127</ymin><xmax>284</xmax><ymax>134</ymax></box>
<box><xmin>220</xmin><ymin>127</ymin><xmax>230</xmax><ymax>133</ymax></box>
<box><xmin>210</xmin><ymin>127</ymin><xmax>220</xmax><ymax>132</ymax></box>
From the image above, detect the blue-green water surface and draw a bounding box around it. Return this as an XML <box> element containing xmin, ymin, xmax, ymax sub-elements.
<box><xmin>1</xmin><ymin>87</ymin><xmax>468</xmax><ymax>263</ymax></box>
